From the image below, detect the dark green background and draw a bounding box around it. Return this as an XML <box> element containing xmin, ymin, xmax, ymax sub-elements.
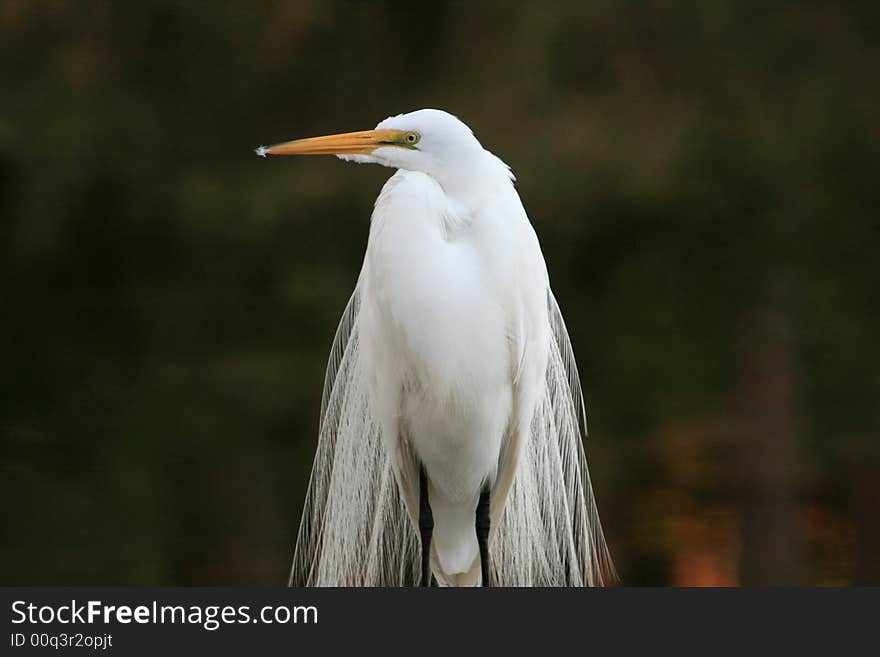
<box><xmin>2</xmin><ymin>1</ymin><xmax>878</xmax><ymax>585</ymax></box>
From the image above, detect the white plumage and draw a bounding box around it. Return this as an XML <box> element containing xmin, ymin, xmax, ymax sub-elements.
<box><xmin>258</xmin><ymin>109</ymin><xmax>613</xmax><ymax>586</ymax></box>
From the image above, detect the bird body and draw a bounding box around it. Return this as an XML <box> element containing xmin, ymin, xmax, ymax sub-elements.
<box><xmin>258</xmin><ymin>109</ymin><xmax>612</xmax><ymax>586</ymax></box>
<box><xmin>360</xmin><ymin>165</ymin><xmax>548</xmax><ymax>576</ymax></box>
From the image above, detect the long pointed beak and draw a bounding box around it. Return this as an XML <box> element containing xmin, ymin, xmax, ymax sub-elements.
<box><xmin>255</xmin><ymin>129</ymin><xmax>405</xmax><ymax>157</ymax></box>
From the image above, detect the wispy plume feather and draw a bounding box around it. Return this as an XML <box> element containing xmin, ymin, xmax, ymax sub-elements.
<box><xmin>290</xmin><ymin>283</ymin><xmax>613</xmax><ymax>586</ymax></box>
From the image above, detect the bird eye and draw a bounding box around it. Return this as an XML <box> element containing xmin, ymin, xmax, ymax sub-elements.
<box><xmin>404</xmin><ymin>132</ymin><xmax>419</xmax><ymax>145</ymax></box>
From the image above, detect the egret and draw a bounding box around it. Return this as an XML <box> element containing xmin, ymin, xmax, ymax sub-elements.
<box><xmin>256</xmin><ymin>109</ymin><xmax>613</xmax><ymax>586</ymax></box>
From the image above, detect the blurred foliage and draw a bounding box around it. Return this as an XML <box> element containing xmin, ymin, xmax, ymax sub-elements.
<box><xmin>1</xmin><ymin>1</ymin><xmax>878</xmax><ymax>585</ymax></box>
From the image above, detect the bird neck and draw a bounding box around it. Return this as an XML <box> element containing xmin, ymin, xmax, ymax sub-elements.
<box><xmin>429</xmin><ymin>149</ymin><xmax>515</xmax><ymax>209</ymax></box>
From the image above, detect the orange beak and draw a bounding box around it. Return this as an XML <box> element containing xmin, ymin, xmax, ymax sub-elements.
<box><xmin>255</xmin><ymin>129</ymin><xmax>407</xmax><ymax>157</ymax></box>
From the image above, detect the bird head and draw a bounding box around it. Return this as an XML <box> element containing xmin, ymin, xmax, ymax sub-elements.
<box><xmin>255</xmin><ymin>109</ymin><xmax>508</xmax><ymax>193</ymax></box>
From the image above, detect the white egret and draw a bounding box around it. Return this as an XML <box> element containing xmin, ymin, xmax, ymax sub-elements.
<box><xmin>256</xmin><ymin>109</ymin><xmax>613</xmax><ymax>586</ymax></box>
